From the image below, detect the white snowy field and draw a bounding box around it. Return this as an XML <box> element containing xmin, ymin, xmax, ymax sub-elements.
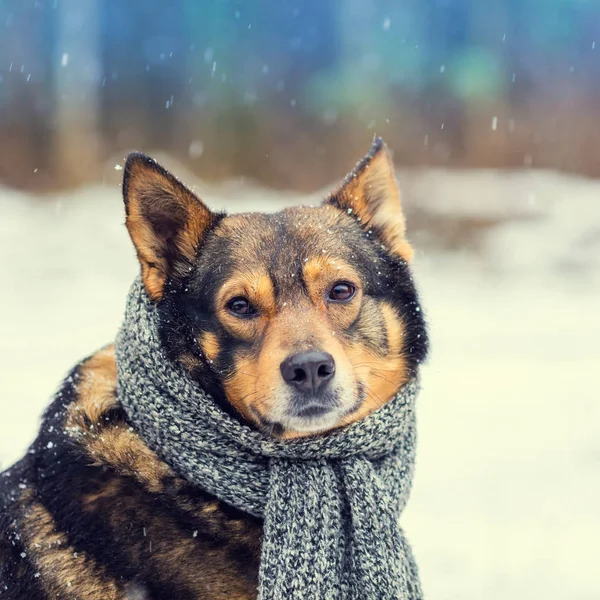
<box><xmin>1</xmin><ymin>166</ymin><xmax>599</xmax><ymax>599</ymax></box>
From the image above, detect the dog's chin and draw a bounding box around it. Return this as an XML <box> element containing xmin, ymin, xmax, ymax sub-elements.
<box><xmin>278</xmin><ymin>407</ymin><xmax>349</xmax><ymax>435</ymax></box>
<box><xmin>260</xmin><ymin>388</ymin><xmax>364</xmax><ymax>437</ymax></box>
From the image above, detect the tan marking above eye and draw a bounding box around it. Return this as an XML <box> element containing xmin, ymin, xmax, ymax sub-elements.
<box><xmin>302</xmin><ymin>256</ymin><xmax>362</xmax><ymax>306</ymax></box>
<box><xmin>215</xmin><ymin>271</ymin><xmax>275</xmax><ymax>341</ymax></box>
<box><xmin>217</xmin><ymin>272</ymin><xmax>276</xmax><ymax>316</ymax></box>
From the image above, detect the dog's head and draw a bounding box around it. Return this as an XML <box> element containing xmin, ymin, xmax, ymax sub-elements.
<box><xmin>122</xmin><ymin>138</ymin><xmax>428</xmax><ymax>438</ymax></box>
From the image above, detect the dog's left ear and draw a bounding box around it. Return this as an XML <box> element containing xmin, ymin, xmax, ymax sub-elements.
<box><xmin>324</xmin><ymin>137</ymin><xmax>413</xmax><ymax>262</ymax></box>
<box><xmin>122</xmin><ymin>153</ymin><xmax>220</xmax><ymax>301</ymax></box>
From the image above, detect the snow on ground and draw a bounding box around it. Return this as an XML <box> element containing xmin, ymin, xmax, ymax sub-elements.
<box><xmin>1</xmin><ymin>167</ymin><xmax>599</xmax><ymax>599</ymax></box>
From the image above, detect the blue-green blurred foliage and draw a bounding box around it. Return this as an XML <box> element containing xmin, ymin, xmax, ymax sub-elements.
<box><xmin>1</xmin><ymin>0</ymin><xmax>600</xmax><ymax>189</ymax></box>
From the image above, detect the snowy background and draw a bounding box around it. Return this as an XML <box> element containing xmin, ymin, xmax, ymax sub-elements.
<box><xmin>1</xmin><ymin>163</ymin><xmax>598</xmax><ymax>599</ymax></box>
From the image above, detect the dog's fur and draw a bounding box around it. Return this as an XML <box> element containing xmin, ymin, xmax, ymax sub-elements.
<box><xmin>0</xmin><ymin>138</ymin><xmax>428</xmax><ymax>598</ymax></box>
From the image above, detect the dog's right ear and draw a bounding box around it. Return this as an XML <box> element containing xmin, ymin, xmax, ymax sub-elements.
<box><xmin>324</xmin><ymin>137</ymin><xmax>413</xmax><ymax>262</ymax></box>
<box><xmin>122</xmin><ymin>153</ymin><xmax>221</xmax><ymax>301</ymax></box>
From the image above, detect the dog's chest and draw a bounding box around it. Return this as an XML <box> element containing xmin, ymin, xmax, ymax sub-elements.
<box><xmin>1</xmin><ymin>463</ymin><xmax>263</xmax><ymax>599</ymax></box>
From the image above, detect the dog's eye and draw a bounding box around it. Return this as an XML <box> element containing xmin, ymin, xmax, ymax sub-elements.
<box><xmin>328</xmin><ymin>282</ymin><xmax>356</xmax><ymax>302</ymax></box>
<box><xmin>227</xmin><ymin>296</ymin><xmax>256</xmax><ymax>317</ymax></box>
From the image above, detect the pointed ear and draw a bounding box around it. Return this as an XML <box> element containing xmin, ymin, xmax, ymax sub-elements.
<box><xmin>324</xmin><ymin>137</ymin><xmax>413</xmax><ymax>262</ymax></box>
<box><xmin>122</xmin><ymin>153</ymin><xmax>221</xmax><ymax>301</ymax></box>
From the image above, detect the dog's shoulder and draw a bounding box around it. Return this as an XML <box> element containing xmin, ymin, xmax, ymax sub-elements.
<box><xmin>0</xmin><ymin>346</ymin><xmax>261</xmax><ymax>599</ymax></box>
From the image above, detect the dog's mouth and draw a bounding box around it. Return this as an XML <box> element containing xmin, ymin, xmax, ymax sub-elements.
<box><xmin>293</xmin><ymin>403</ymin><xmax>333</xmax><ymax>418</ymax></box>
<box><xmin>251</xmin><ymin>383</ymin><xmax>365</xmax><ymax>438</ymax></box>
<box><xmin>287</xmin><ymin>388</ymin><xmax>340</xmax><ymax>418</ymax></box>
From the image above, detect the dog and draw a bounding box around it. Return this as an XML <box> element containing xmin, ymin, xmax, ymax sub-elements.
<box><xmin>0</xmin><ymin>138</ymin><xmax>428</xmax><ymax>599</ymax></box>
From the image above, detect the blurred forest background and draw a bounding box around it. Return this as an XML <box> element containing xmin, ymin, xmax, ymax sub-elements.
<box><xmin>2</xmin><ymin>4</ymin><xmax>600</xmax><ymax>598</ymax></box>
<box><xmin>2</xmin><ymin>0</ymin><xmax>600</xmax><ymax>192</ymax></box>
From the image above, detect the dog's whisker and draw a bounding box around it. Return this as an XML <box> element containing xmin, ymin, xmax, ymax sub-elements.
<box><xmin>240</xmin><ymin>370</ymin><xmax>259</xmax><ymax>379</ymax></box>
<box><xmin>352</xmin><ymin>364</ymin><xmax>402</xmax><ymax>375</ymax></box>
<box><xmin>350</xmin><ymin>360</ymin><xmax>401</xmax><ymax>370</ymax></box>
<box><xmin>361</xmin><ymin>383</ymin><xmax>386</xmax><ymax>409</ymax></box>
<box><xmin>366</xmin><ymin>372</ymin><xmax>398</xmax><ymax>388</ymax></box>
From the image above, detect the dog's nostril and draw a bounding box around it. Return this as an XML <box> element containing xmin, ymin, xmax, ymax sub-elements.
<box><xmin>317</xmin><ymin>364</ymin><xmax>333</xmax><ymax>379</ymax></box>
<box><xmin>292</xmin><ymin>368</ymin><xmax>307</xmax><ymax>383</ymax></box>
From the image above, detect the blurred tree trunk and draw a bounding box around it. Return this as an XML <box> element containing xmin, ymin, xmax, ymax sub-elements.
<box><xmin>52</xmin><ymin>0</ymin><xmax>102</xmax><ymax>186</ymax></box>
<box><xmin>0</xmin><ymin>1</ymin><xmax>53</xmax><ymax>189</ymax></box>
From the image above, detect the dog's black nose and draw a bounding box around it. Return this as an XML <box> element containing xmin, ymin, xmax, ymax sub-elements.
<box><xmin>280</xmin><ymin>351</ymin><xmax>335</xmax><ymax>395</ymax></box>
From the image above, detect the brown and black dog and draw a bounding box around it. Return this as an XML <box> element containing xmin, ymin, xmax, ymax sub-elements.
<box><xmin>0</xmin><ymin>138</ymin><xmax>428</xmax><ymax>599</ymax></box>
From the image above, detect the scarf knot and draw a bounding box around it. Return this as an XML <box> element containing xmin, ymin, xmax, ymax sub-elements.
<box><xmin>116</xmin><ymin>278</ymin><xmax>423</xmax><ymax>599</ymax></box>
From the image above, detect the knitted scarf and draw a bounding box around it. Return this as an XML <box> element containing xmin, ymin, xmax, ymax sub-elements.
<box><xmin>115</xmin><ymin>278</ymin><xmax>423</xmax><ymax>599</ymax></box>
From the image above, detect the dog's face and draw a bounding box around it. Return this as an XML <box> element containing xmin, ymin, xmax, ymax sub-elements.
<box><xmin>122</xmin><ymin>139</ymin><xmax>428</xmax><ymax>438</ymax></box>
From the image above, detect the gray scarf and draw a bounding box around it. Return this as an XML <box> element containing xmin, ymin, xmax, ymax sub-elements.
<box><xmin>115</xmin><ymin>278</ymin><xmax>423</xmax><ymax>599</ymax></box>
